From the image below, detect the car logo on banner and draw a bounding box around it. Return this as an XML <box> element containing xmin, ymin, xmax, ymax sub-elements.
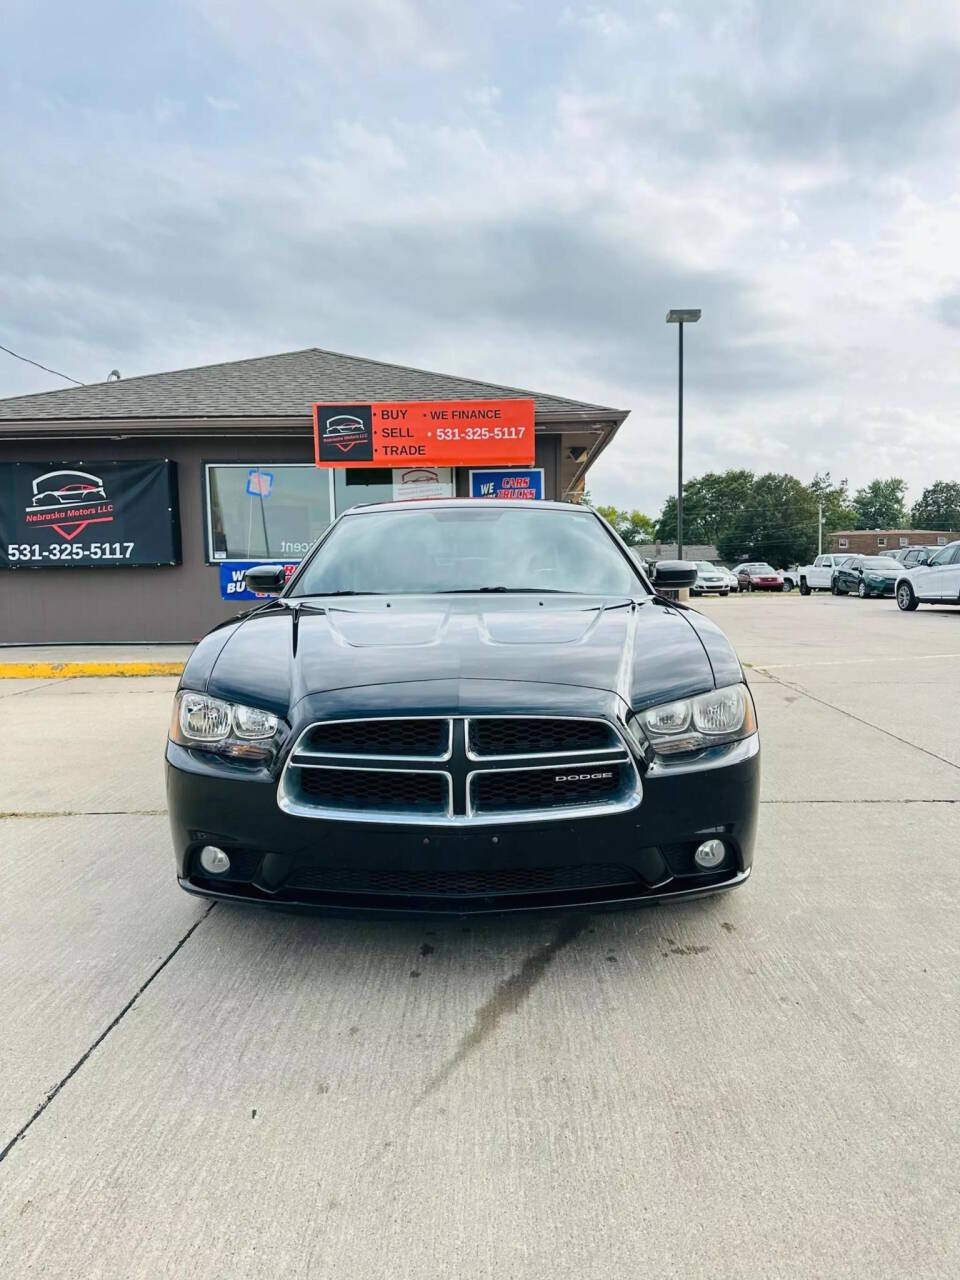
<box><xmin>25</xmin><ymin>469</ymin><xmax>114</xmax><ymax>540</ymax></box>
<box><xmin>318</xmin><ymin>410</ymin><xmax>374</xmax><ymax>461</ymax></box>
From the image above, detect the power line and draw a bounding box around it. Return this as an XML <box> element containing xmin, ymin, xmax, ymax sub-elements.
<box><xmin>0</xmin><ymin>342</ymin><xmax>84</xmax><ymax>387</ymax></box>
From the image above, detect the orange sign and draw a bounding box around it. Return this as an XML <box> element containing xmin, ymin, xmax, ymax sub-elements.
<box><xmin>312</xmin><ymin>399</ymin><xmax>535</xmax><ymax>468</ymax></box>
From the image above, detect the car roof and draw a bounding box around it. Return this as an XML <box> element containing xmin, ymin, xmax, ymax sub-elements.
<box><xmin>337</xmin><ymin>497</ymin><xmax>585</xmax><ymax>515</ymax></box>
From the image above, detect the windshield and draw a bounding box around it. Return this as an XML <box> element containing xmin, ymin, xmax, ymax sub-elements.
<box><xmin>290</xmin><ymin>506</ymin><xmax>642</xmax><ymax>596</ymax></box>
<box><xmin>752</xmin><ymin>563</ymin><xmax>776</xmax><ymax>574</ymax></box>
<box><xmin>863</xmin><ymin>557</ymin><xmax>901</xmax><ymax>569</ymax></box>
<box><xmin>695</xmin><ymin>561</ymin><xmax>717</xmax><ymax>572</ymax></box>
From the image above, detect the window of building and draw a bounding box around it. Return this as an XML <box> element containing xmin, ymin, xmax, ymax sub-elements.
<box><xmin>205</xmin><ymin>464</ymin><xmax>334</xmax><ymax>562</ymax></box>
<box><xmin>205</xmin><ymin>463</ymin><xmax>456</xmax><ymax>562</ymax></box>
<box><xmin>838</xmin><ymin>537</ymin><xmax>848</xmax><ymax>549</ymax></box>
<box><xmin>877</xmin><ymin>536</ymin><xmax>886</xmax><ymax>547</ymax></box>
<box><xmin>899</xmin><ymin>536</ymin><xmax>909</xmax><ymax>546</ymax></box>
<box><xmin>937</xmin><ymin>536</ymin><xmax>947</xmax><ymax>545</ymax></box>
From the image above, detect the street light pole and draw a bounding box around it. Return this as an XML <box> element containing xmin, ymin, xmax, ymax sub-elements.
<box><xmin>666</xmin><ymin>310</ymin><xmax>701</xmax><ymax>561</ymax></box>
<box><xmin>678</xmin><ymin>320</ymin><xmax>684</xmax><ymax>559</ymax></box>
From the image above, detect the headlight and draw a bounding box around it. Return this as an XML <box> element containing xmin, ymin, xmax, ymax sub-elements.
<box><xmin>171</xmin><ymin>691</ymin><xmax>280</xmax><ymax>759</ymax></box>
<box><xmin>629</xmin><ymin>683</ymin><xmax>757</xmax><ymax>757</ymax></box>
<box><xmin>178</xmin><ymin>692</ymin><xmax>232</xmax><ymax>742</ymax></box>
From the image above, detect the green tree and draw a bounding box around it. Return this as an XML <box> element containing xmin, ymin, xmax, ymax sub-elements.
<box><xmin>655</xmin><ymin>469</ymin><xmax>756</xmax><ymax>545</ymax></box>
<box><xmin>910</xmin><ymin>481</ymin><xmax>960</xmax><ymax>530</ymax></box>
<box><xmin>808</xmin><ymin>472</ymin><xmax>856</xmax><ymax>533</ymax></box>
<box><xmin>851</xmin><ymin>477</ymin><xmax>908</xmax><ymax>529</ymax></box>
<box><xmin>593</xmin><ymin>505</ymin><xmax>656</xmax><ymax>546</ymax></box>
<box><xmin>717</xmin><ymin>473</ymin><xmax>818</xmax><ymax>567</ymax></box>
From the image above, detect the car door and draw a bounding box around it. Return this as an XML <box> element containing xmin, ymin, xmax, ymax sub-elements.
<box><xmin>911</xmin><ymin>546</ymin><xmax>952</xmax><ymax>601</ymax></box>
<box><xmin>837</xmin><ymin>557</ymin><xmax>857</xmax><ymax>590</ymax></box>
<box><xmin>930</xmin><ymin>544</ymin><xmax>960</xmax><ymax>602</ymax></box>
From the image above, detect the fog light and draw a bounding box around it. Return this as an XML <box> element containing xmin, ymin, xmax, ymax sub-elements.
<box><xmin>693</xmin><ymin>838</ymin><xmax>726</xmax><ymax>869</ymax></box>
<box><xmin>199</xmin><ymin>845</ymin><xmax>231</xmax><ymax>875</ymax></box>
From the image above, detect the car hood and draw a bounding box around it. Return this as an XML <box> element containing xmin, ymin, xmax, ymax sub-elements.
<box><xmin>193</xmin><ymin>595</ymin><xmax>727</xmax><ymax>716</ymax></box>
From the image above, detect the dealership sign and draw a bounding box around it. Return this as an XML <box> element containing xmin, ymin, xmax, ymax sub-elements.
<box><xmin>313</xmin><ymin>399</ymin><xmax>535</xmax><ymax>468</ymax></box>
<box><xmin>0</xmin><ymin>460</ymin><xmax>180</xmax><ymax>568</ymax></box>
<box><xmin>469</xmin><ymin>468</ymin><xmax>544</xmax><ymax>501</ymax></box>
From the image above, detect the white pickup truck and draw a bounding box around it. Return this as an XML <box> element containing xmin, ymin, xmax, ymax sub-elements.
<box><xmin>797</xmin><ymin>553</ymin><xmax>850</xmax><ymax>594</ymax></box>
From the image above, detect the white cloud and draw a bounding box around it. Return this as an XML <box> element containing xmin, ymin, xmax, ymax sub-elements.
<box><xmin>3</xmin><ymin>1</ymin><xmax>960</xmax><ymax>518</ymax></box>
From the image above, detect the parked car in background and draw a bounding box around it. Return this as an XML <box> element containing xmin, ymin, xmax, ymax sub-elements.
<box><xmin>717</xmin><ymin>567</ymin><xmax>739</xmax><ymax>593</ymax></box>
<box><xmin>690</xmin><ymin>561</ymin><xmax>730</xmax><ymax>596</ymax></box>
<box><xmin>831</xmin><ymin>555</ymin><xmax>902</xmax><ymax>597</ymax></box>
<box><xmin>781</xmin><ymin>567</ymin><xmax>799</xmax><ymax>591</ymax></box>
<box><xmin>895</xmin><ymin>541</ymin><xmax>960</xmax><ymax>611</ymax></box>
<box><xmin>899</xmin><ymin>545</ymin><xmax>940</xmax><ymax>570</ymax></box>
<box><xmin>797</xmin><ymin>553</ymin><xmax>852</xmax><ymax>594</ymax></box>
<box><xmin>733</xmin><ymin>562</ymin><xmax>785</xmax><ymax>592</ymax></box>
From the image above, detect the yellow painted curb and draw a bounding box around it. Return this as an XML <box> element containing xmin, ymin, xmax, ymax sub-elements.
<box><xmin>0</xmin><ymin>661</ymin><xmax>185</xmax><ymax>679</ymax></box>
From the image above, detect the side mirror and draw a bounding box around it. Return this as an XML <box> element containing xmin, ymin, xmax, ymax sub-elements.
<box><xmin>652</xmin><ymin>560</ymin><xmax>699</xmax><ymax>589</ymax></box>
<box><xmin>917</xmin><ymin>554</ymin><xmax>930</xmax><ymax>566</ymax></box>
<box><xmin>244</xmin><ymin>564</ymin><xmax>286</xmax><ymax>595</ymax></box>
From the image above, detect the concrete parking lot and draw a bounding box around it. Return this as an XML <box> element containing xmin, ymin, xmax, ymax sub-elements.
<box><xmin>1</xmin><ymin>594</ymin><xmax>958</xmax><ymax>1279</ymax></box>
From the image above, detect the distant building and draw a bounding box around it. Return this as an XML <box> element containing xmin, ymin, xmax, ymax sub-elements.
<box><xmin>829</xmin><ymin>529</ymin><xmax>959</xmax><ymax>555</ymax></box>
<box><xmin>633</xmin><ymin>543</ymin><xmax>719</xmax><ymax>563</ymax></box>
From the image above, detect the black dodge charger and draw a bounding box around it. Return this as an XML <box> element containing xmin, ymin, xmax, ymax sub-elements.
<box><xmin>166</xmin><ymin>499</ymin><xmax>759</xmax><ymax>914</ymax></box>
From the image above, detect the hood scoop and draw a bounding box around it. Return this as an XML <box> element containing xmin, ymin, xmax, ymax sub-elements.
<box><xmin>325</xmin><ymin>606</ymin><xmax>451</xmax><ymax>648</ymax></box>
<box><xmin>480</xmin><ymin>606</ymin><xmax>607</xmax><ymax>646</ymax></box>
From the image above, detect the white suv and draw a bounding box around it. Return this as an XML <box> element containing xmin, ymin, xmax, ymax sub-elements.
<box><xmin>895</xmin><ymin>542</ymin><xmax>960</xmax><ymax>611</ymax></box>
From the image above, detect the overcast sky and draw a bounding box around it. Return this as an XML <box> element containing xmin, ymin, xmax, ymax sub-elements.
<box><xmin>3</xmin><ymin>1</ymin><xmax>960</xmax><ymax>515</ymax></box>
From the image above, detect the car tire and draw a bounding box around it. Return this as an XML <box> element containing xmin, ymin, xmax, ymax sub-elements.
<box><xmin>831</xmin><ymin>578</ymin><xmax>839</xmax><ymax>594</ymax></box>
<box><xmin>799</xmin><ymin>578</ymin><xmax>810</xmax><ymax>596</ymax></box>
<box><xmin>897</xmin><ymin>582</ymin><xmax>919</xmax><ymax>611</ymax></box>
<box><xmin>857</xmin><ymin>581</ymin><xmax>868</xmax><ymax>598</ymax></box>
<box><xmin>720</xmin><ymin>590</ymin><xmax>729</xmax><ymax>596</ymax></box>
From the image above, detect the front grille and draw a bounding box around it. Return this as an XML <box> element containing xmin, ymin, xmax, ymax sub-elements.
<box><xmin>297</xmin><ymin>767</ymin><xmax>449</xmax><ymax>815</ymax></box>
<box><xmin>471</xmin><ymin>761</ymin><xmax>629</xmax><ymax>814</ymax></box>
<box><xmin>299</xmin><ymin>718</ymin><xmax>449</xmax><ymax>759</ymax></box>
<box><xmin>280</xmin><ymin>715</ymin><xmax>639</xmax><ymax>823</ymax></box>
<box><xmin>286</xmin><ymin>862</ymin><xmax>636</xmax><ymax>898</ymax></box>
<box><xmin>467</xmin><ymin>716</ymin><xmax>619</xmax><ymax>758</ymax></box>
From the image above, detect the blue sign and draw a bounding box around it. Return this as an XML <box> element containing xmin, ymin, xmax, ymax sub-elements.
<box><xmin>469</xmin><ymin>468</ymin><xmax>544</xmax><ymax>501</ymax></box>
<box><xmin>246</xmin><ymin>468</ymin><xmax>274</xmax><ymax>498</ymax></box>
<box><xmin>219</xmin><ymin>560</ymin><xmax>297</xmax><ymax>601</ymax></box>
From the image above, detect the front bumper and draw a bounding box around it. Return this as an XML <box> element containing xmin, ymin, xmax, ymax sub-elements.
<box><xmin>166</xmin><ymin>735</ymin><xmax>760</xmax><ymax>916</ymax></box>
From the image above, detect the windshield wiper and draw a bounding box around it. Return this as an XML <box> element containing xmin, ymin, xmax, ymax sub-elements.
<box><xmin>299</xmin><ymin>590</ymin><xmax>386</xmax><ymax>597</ymax></box>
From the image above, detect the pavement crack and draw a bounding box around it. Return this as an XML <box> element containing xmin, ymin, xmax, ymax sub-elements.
<box><xmin>0</xmin><ymin>903</ymin><xmax>215</xmax><ymax>1166</ymax></box>
<box><xmin>0</xmin><ymin>809</ymin><xmax>168</xmax><ymax>819</ymax></box>
<box><xmin>758</xmin><ymin>669</ymin><xmax>960</xmax><ymax>773</ymax></box>
<box><xmin>414</xmin><ymin>914</ymin><xmax>587</xmax><ymax>1107</ymax></box>
<box><xmin>761</xmin><ymin>798</ymin><xmax>960</xmax><ymax>805</ymax></box>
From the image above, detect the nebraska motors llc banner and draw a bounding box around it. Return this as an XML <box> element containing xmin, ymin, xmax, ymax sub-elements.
<box><xmin>0</xmin><ymin>460</ymin><xmax>181</xmax><ymax>567</ymax></box>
